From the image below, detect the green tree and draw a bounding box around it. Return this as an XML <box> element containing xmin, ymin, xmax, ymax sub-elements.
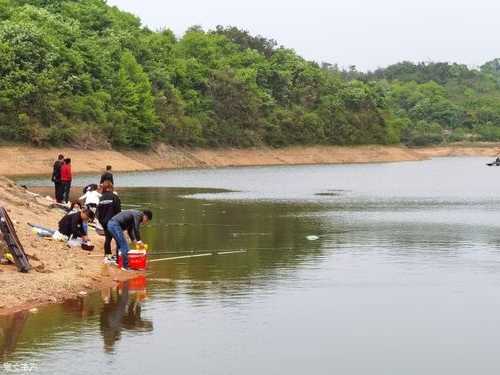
<box><xmin>110</xmin><ymin>51</ymin><xmax>157</xmax><ymax>147</ymax></box>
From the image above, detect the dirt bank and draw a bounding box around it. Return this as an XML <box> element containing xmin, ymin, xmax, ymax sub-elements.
<box><xmin>0</xmin><ymin>178</ymin><xmax>135</xmax><ymax>316</ymax></box>
<box><xmin>2</xmin><ymin>143</ymin><xmax>500</xmax><ymax>178</ymax></box>
<box><xmin>411</xmin><ymin>144</ymin><xmax>500</xmax><ymax>158</ymax></box>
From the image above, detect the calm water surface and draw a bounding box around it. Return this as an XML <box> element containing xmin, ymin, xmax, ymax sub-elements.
<box><xmin>3</xmin><ymin>157</ymin><xmax>500</xmax><ymax>374</ymax></box>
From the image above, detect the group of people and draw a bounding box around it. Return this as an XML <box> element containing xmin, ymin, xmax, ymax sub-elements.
<box><xmin>51</xmin><ymin>155</ymin><xmax>153</xmax><ymax>271</ymax></box>
<box><xmin>51</xmin><ymin>154</ymin><xmax>73</xmax><ymax>204</ymax></box>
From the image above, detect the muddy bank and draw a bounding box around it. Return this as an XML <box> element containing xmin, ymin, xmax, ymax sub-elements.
<box><xmin>0</xmin><ymin>178</ymin><xmax>136</xmax><ymax>316</ymax></box>
<box><xmin>2</xmin><ymin>143</ymin><xmax>500</xmax><ymax>178</ymax></box>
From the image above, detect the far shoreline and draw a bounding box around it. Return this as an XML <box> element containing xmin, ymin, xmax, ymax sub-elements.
<box><xmin>2</xmin><ymin>143</ymin><xmax>500</xmax><ymax>178</ymax></box>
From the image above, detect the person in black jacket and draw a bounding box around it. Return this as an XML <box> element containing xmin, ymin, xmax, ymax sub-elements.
<box><xmin>107</xmin><ymin>209</ymin><xmax>152</xmax><ymax>270</ymax></box>
<box><xmin>58</xmin><ymin>209</ymin><xmax>94</xmax><ymax>242</ymax></box>
<box><xmin>51</xmin><ymin>154</ymin><xmax>64</xmax><ymax>203</ymax></box>
<box><xmin>100</xmin><ymin>165</ymin><xmax>114</xmax><ymax>185</ymax></box>
<box><xmin>98</xmin><ymin>181</ymin><xmax>121</xmax><ymax>262</ymax></box>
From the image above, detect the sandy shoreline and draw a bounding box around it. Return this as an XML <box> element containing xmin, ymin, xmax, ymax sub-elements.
<box><xmin>1</xmin><ymin>143</ymin><xmax>500</xmax><ymax>178</ymax></box>
<box><xmin>0</xmin><ymin>143</ymin><xmax>499</xmax><ymax>315</ymax></box>
<box><xmin>0</xmin><ymin>179</ymin><xmax>140</xmax><ymax>316</ymax></box>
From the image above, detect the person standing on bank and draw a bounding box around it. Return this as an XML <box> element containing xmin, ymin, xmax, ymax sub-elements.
<box><xmin>61</xmin><ymin>158</ymin><xmax>73</xmax><ymax>204</ymax></box>
<box><xmin>107</xmin><ymin>210</ymin><xmax>152</xmax><ymax>271</ymax></box>
<box><xmin>51</xmin><ymin>154</ymin><xmax>64</xmax><ymax>203</ymax></box>
<box><xmin>100</xmin><ymin>165</ymin><xmax>114</xmax><ymax>185</ymax></box>
<box><xmin>98</xmin><ymin>181</ymin><xmax>122</xmax><ymax>263</ymax></box>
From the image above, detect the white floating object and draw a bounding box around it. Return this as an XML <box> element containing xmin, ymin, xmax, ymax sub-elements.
<box><xmin>29</xmin><ymin>308</ymin><xmax>39</xmax><ymax>314</ymax></box>
<box><xmin>306</xmin><ymin>235</ymin><xmax>320</xmax><ymax>241</ymax></box>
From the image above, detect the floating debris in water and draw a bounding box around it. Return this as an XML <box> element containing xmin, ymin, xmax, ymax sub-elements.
<box><xmin>29</xmin><ymin>308</ymin><xmax>38</xmax><ymax>314</ymax></box>
<box><xmin>306</xmin><ymin>235</ymin><xmax>320</xmax><ymax>241</ymax></box>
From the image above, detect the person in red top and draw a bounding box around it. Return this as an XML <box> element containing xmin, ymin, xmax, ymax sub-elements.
<box><xmin>60</xmin><ymin>158</ymin><xmax>72</xmax><ymax>203</ymax></box>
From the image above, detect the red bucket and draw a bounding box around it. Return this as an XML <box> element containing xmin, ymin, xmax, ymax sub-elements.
<box><xmin>117</xmin><ymin>251</ymin><xmax>148</xmax><ymax>270</ymax></box>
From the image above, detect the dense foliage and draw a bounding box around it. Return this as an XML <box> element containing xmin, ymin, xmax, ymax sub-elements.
<box><xmin>359</xmin><ymin>61</ymin><xmax>500</xmax><ymax>145</ymax></box>
<box><xmin>1</xmin><ymin>0</ymin><xmax>500</xmax><ymax>148</ymax></box>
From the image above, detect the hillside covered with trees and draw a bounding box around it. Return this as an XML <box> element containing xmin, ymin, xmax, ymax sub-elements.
<box><xmin>1</xmin><ymin>0</ymin><xmax>500</xmax><ymax>148</ymax></box>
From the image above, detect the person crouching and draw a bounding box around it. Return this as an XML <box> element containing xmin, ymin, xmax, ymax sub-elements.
<box><xmin>56</xmin><ymin>208</ymin><xmax>95</xmax><ymax>250</ymax></box>
<box><xmin>107</xmin><ymin>210</ymin><xmax>152</xmax><ymax>271</ymax></box>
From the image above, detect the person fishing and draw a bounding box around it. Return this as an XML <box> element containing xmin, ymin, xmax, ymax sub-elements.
<box><xmin>107</xmin><ymin>210</ymin><xmax>152</xmax><ymax>271</ymax></box>
<box><xmin>98</xmin><ymin>181</ymin><xmax>122</xmax><ymax>264</ymax></box>
<box><xmin>61</xmin><ymin>158</ymin><xmax>73</xmax><ymax>204</ymax></box>
<box><xmin>51</xmin><ymin>154</ymin><xmax>64</xmax><ymax>203</ymax></box>
<box><xmin>487</xmin><ymin>157</ymin><xmax>500</xmax><ymax>166</ymax></box>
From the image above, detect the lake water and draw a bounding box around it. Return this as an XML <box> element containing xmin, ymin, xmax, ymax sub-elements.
<box><xmin>3</xmin><ymin>157</ymin><xmax>500</xmax><ymax>374</ymax></box>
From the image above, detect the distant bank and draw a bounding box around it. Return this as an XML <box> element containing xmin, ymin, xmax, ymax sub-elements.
<box><xmin>2</xmin><ymin>143</ymin><xmax>500</xmax><ymax>178</ymax></box>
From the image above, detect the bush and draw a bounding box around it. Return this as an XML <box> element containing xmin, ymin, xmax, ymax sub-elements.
<box><xmin>476</xmin><ymin>123</ymin><xmax>500</xmax><ymax>141</ymax></box>
<box><xmin>402</xmin><ymin>121</ymin><xmax>444</xmax><ymax>146</ymax></box>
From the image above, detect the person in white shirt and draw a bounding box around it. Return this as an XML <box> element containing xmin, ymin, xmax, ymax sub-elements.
<box><xmin>79</xmin><ymin>185</ymin><xmax>102</xmax><ymax>213</ymax></box>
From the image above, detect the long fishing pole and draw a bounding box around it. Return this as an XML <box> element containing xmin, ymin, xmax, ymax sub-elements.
<box><xmin>88</xmin><ymin>246</ymin><xmax>314</xmax><ymax>259</ymax></box>
<box><xmin>149</xmin><ymin>250</ymin><xmax>247</xmax><ymax>263</ymax></box>
<box><xmin>148</xmin><ymin>247</ymin><xmax>296</xmax><ymax>256</ymax></box>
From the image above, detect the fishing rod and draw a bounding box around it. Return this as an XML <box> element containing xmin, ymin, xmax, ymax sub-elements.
<box><xmin>149</xmin><ymin>250</ymin><xmax>247</xmax><ymax>263</ymax></box>
<box><xmin>147</xmin><ymin>247</ymin><xmax>296</xmax><ymax>256</ymax></box>
<box><xmin>87</xmin><ymin>246</ymin><xmax>316</xmax><ymax>259</ymax></box>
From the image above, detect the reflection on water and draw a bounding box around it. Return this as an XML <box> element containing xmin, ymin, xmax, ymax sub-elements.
<box><xmin>0</xmin><ymin>311</ymin><xmax>29</xmax><ymax>359</ymax></box>
<box><xmin>0</xmin><ymin>185</ymin><xmax>326</xmax><ymax>374</ymax></box>
<box><xmin>5</xmin><ymin>157</ymin><xmax>500</xmax><ymax>374</ymax></box>
<box><xmin>100</xmin><ymin>279</ymin><xmax>153</xmax><ymax>353</ymax></box>
<box><xmin>0</xmin><ymin>279</ymin><xmax>151</xmax><ymax>364</ymax></box>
